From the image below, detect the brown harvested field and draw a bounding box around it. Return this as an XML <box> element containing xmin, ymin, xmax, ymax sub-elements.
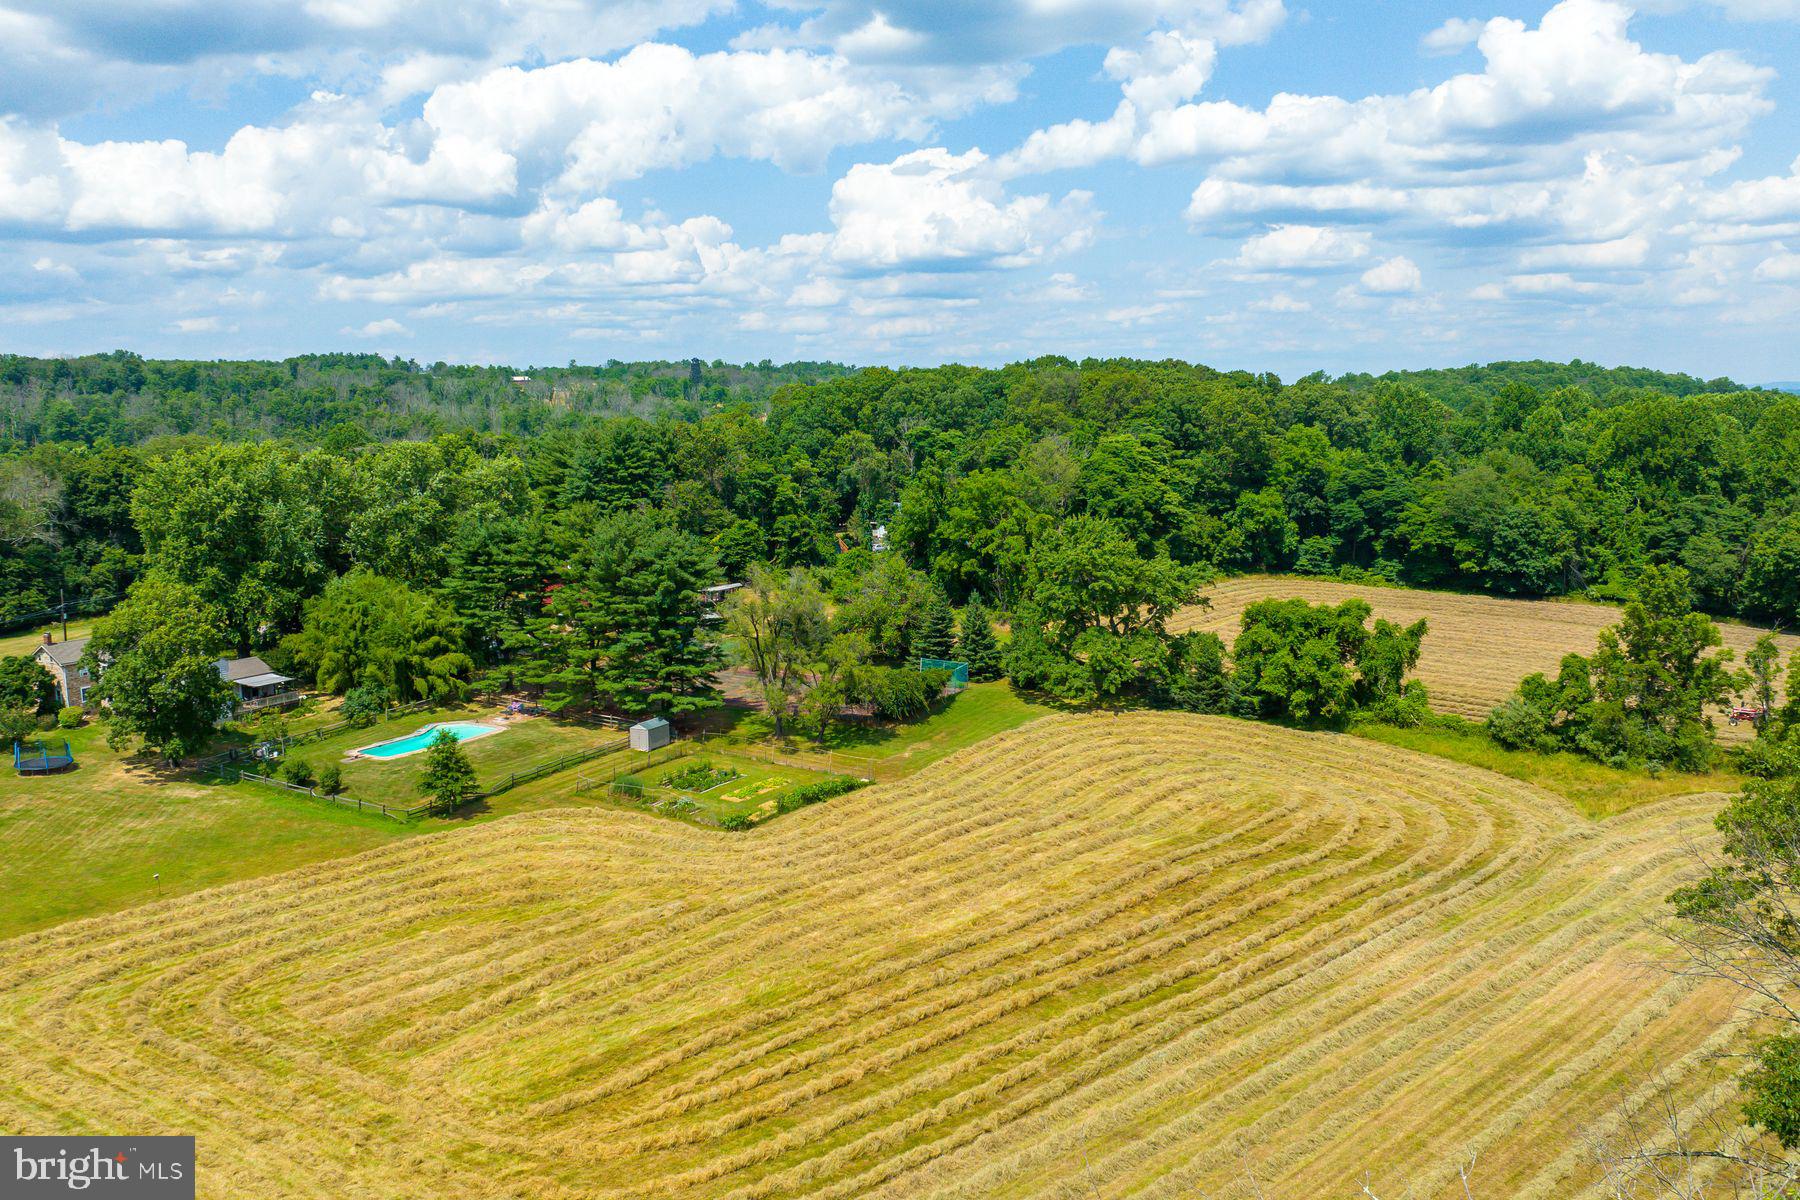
<box><xmin>0</xmin><ymin>713</ymin><xmax>1747</xmax><ymax>1199</ymax></box>
<box><xmin>1175</xmin><ymin>575</ymin><xmax>1800</xmax><ymax>741</ymax></box>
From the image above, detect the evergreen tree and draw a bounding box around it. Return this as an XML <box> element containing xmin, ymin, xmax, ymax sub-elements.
<box><xmin>520</xmin><ymin>511</ymin><xmax>723</xmax><ymax>716</ymax></box>
<box><xmin>419</xmin><ymin>729</ymin><xmax>477</xmax><ymax>814</ymax></box>
<box><xmin>441</xmin><ymin>513</ymin><xmax>548</xmax><ymax>663</ymax></box>
<box><xmin>955</xmin><ymin>597</ymin><xmax>1004</xmax><ymax>681</ymax></box>
<box><xmin>913</xmin><ymin>588</ymin><xmax>957</xmax><ymax>662</ymax></box>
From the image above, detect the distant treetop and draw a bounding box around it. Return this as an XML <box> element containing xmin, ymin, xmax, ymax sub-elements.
<box><xmin>1335</xmin><ymin>358</ymin><xmax>1755</xmax><ymax>409</ymax></box>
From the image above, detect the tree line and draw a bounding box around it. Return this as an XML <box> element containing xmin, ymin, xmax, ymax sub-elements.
<box><xmin>6</xmin><ymin>354</ymin><xmax>1797</xmax><ymax>637</ymax></box>
<box><xmin>3</xmin><ymin>353</ymin><xmax>1799</xmax><ymax>760</ymax></box>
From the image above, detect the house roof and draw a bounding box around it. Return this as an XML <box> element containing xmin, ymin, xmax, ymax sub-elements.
<box><xmin>219</xmin><ymin>656</ymin><xmax>278</xmax><ymax>683</ymax></box>
<box><xmin>36</xmin><ymin>636</ymin><xmax>90</xmax><ymax>668</ymax></box>
<box><xmin>234</xmin><ymin>671</ymin><xmax>292</xmax><ymax>689</ymax></box>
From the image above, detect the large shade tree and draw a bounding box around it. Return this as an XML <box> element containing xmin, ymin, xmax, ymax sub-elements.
<box><xmin>722</xmin><ymin>564</ymin><xmax>830</xmax><ymax>736</ymax></box>
<box><xmin>131</xmin><ymin>443</ymin><xmax>327</xmax><ymax>653</ymax></box>
<box><xmin>282</xmin><ymin>570</ymin><xmax>473</xmax><ymax>704</ymax></box>
<box><xmin>85</xmin><ymin>576</ymin><xmax>234</xmax><ymax>763</ymax></box>
<box><xmin>1004</xmin><ymin>515</ymin><xmax>1210</xmax><ymax>705</ymax></box>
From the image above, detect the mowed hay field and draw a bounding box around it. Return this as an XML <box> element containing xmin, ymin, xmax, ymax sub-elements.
<box><xmin>0</xmin><ymin>713</ymin><xmax>1745</xmax><ymax>1200</ymax></box>
<box><xmin>1176</xmin><ymin>576</ymin><xmax>1800</xmax><ymax>741</ymax></box>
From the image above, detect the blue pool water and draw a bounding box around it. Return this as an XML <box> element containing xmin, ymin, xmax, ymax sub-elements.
<box><xmin>357</xmin><ymin>722</ymin><xmax>500</xmax><ymax>759</ymax></box>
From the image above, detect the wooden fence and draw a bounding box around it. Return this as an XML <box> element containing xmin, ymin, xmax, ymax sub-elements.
<box><xmin>572</xmin><ymin>743</ymin><xmax>689</xmax><ymax>795</ymax></box>
<box><xmin>239</xmin><ymin>771</ymin><xmax>429</xmax><ymax>822</ymax></box>
<box><xmin>471</xmin><ymin>736</ymin><xmax>631</xmax><ymax>801</ymax></box>
<box><xmin>193</xmin><ymin>699</ymin><xmax>438</xmax><ymax>776</ymax></box>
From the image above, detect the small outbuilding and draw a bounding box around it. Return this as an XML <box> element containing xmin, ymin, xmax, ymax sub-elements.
<box><xmin>698</xmin><ymin>582</ymin><xmax>743</xmax><ymax>623</ymax></box>
<box><xmin>630</xmin><ymin>718</ymin><xmax>672</xmax><ymax>752</ymax></box>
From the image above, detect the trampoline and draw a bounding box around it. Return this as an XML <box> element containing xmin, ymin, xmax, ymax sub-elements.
<box><xmin>14</xmin><ymin>739</ymin><xmax>76</xmax><ymax>775</ymax></box>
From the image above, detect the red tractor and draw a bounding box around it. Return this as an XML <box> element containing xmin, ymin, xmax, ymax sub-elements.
<box><xmin>1728</xmin><ymin>704</ymin><xmax>1768</xmax><ymax>728</ymax></box>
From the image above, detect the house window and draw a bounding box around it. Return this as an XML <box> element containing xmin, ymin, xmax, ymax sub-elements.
<box><xmin>79</xmin><ymin>685</ymin><xmax>91</xmax><ymax>704</ymax></box>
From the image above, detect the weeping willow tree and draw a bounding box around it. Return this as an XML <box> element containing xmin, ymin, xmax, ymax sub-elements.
<box><xmin>282</xmin><ymin>569</ymin><xmax>473</xmax><ymax>704</ymax></box>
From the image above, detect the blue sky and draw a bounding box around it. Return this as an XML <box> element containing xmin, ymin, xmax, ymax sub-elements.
<box><xmin>2</xmin><ymin>0</ymin><xmax>1798</xmax><ymax>381</ymax></box>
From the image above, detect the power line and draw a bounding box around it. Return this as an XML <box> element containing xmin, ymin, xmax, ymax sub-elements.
<box><xmin>0</xmin><ymin>592</ymin><xmax>117</xmax><ymax>635</ymax></box>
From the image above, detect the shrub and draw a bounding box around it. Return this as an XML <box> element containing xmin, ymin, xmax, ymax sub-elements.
<box><xmin>1488</xmin><ymin>696</ymin><xmax>1554</xmax><ymax>752</ymax></box>
<box><xmin>775</xmin><ymin>776</ymin><xmax>866</xmax><ymax>814</ymax></box>
<box><xmin>856</xmin><ymin>665</ymin><xmax>935</xmax><ymax>720</ymax></box>
<box><xmin>1739</xmin><ymin>733</ymin><xmax>1800</xmax><ymax>780</ymax></box>
<box><xmin>0</xmin><ymin>706</ymin><xmax>36</xmax><ymax>745</ymax></box>
<box><xmin>1151</xmin><ymin>630</ymin><xmax>1230</xmax><ymax>714</ymax></box>
<box><xmin>716</xmin><ymin>812</ymin><xmax>754</xmax><ymax>831</ymax></box>
<box><xmin>316</xmin><ymin>763</ymin><xmax>344</xmax><ymax>795</ymax></box>
<box><xmin>1361</xmin><ymin>679</ymin><xmax>1432</xmax><ymax>729</ymax></box>
<box><xmin>341</xmin><ymin>682</ymin><xmax>389</xmax><ymax>726</ymax></box>
<box><xmin>282</xmin><ymin>757</ymin><xmax>317</xmax><ymax>788</ymax></box>
<box><xmin>57</xmin><ymin>706</ymin><xmax>84</xmax><ymax>730</ymax></box>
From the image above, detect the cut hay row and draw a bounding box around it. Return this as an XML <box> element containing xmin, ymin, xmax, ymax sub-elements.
<box><xmin>0</xmin><ymin>713</ymin><xmax>1745</xmax><ymax>1199</ymax></box>
<box><xmin>1174</xmin><ymin>575</ymin><xmax>1800</xmax><ymax>741</ymax></box>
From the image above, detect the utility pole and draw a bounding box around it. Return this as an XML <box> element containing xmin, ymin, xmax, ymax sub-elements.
<box><xmin>59</xmin><ymin>588</ymin><xmax>68</xmax><ymax>641</ymax></box>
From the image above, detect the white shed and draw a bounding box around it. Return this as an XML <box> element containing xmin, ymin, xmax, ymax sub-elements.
<box><xmin>630</xmin><ymin>718</ymin><xmax>672</xmax><ymax>752</ymax></box>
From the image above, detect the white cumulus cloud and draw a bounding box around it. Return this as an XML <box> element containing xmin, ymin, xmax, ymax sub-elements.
<box><xmin>1229</xmin><ymin>224</ymin><xmax>1371</xmax><ymax>272</ymax></box>
<box><xmin>1359</xmin><ymin>256</ymin><xmax>1423</xmax><ymax>294</ymax></box>
<box><xmin>826</xmin><ymin>148</ymin><xmax>1098</xmax><ymax>270</ymax></box>
<box><xmin>345</xmin><ymin>317</ymin><xmax>410</xmax><ymax>336</ymax></box>
<box><xmin>1421</xmin><ymin>17</ymin><xmax>1484</xmax><ymax>55</ymax></box>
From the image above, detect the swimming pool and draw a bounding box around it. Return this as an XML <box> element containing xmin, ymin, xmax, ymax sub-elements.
<box><xmin>356</xmin><ymin>722</ymin><xmax>502</xmax><ymax>760</ymax></box>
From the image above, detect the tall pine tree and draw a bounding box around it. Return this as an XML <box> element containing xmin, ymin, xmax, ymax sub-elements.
<box><xmin>520</xmin><ymin>510</ymin><xmax>723</xmax><ymax>717</ymax></box>
<box><xmin>913</xmin><ymin>589</ymin><xmax>957</xmax><ymax>662</ymax></box>
<box><xmin>956</xmin><ymin>596</ymin><xmax>1004</xmax><ymax>681</ymax></box>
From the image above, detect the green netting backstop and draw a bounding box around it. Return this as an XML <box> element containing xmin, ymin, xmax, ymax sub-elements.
<box><xmin>919</xmin><ymin>658</ymin><xmax>969</xmax><ymax>691</ymax></box>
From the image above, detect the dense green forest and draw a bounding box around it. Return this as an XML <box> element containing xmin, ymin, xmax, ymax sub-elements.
<box><xmin>3</xmin><ymin>351</ymin><xmax>1794</xmax><ymax>634</ymax></box>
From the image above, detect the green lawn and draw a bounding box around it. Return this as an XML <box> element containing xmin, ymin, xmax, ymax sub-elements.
<box><xmin>272</xmin><ymin>708</ymin><xmax>629</xmax><ymax>806</ymax></box>
<box><xmin>0</xmin><ymin>705</ymin><xmax>643</xmax><ymax>940</ymax></box>
<box><xmin>1350</xmin><ymin>720</ymin><xmax>1742</xmax><ymax>819</ymax></box>
<box><xmin>0</xmin><ymin>682</ymin><xmax>1034</xmax><ymax>940</ymax></box>
<box><xmin>717</xmin><ymin>681</ymin><xmax>1052</xmax><ymax>778</ymax></box>
<box><xmin>0</xmin><ymin>721</ymin><xmax>414</xmax><ymax>940</ymax></box>
<box><xmin>611</xmin><ymin>751</ymin><xmax>842</xmax><ymax>824</ymax></box>
<box><xmin>0</xmin><ymin>618</ymin><xmax>95</xmax><ymax>660</ymax></box>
